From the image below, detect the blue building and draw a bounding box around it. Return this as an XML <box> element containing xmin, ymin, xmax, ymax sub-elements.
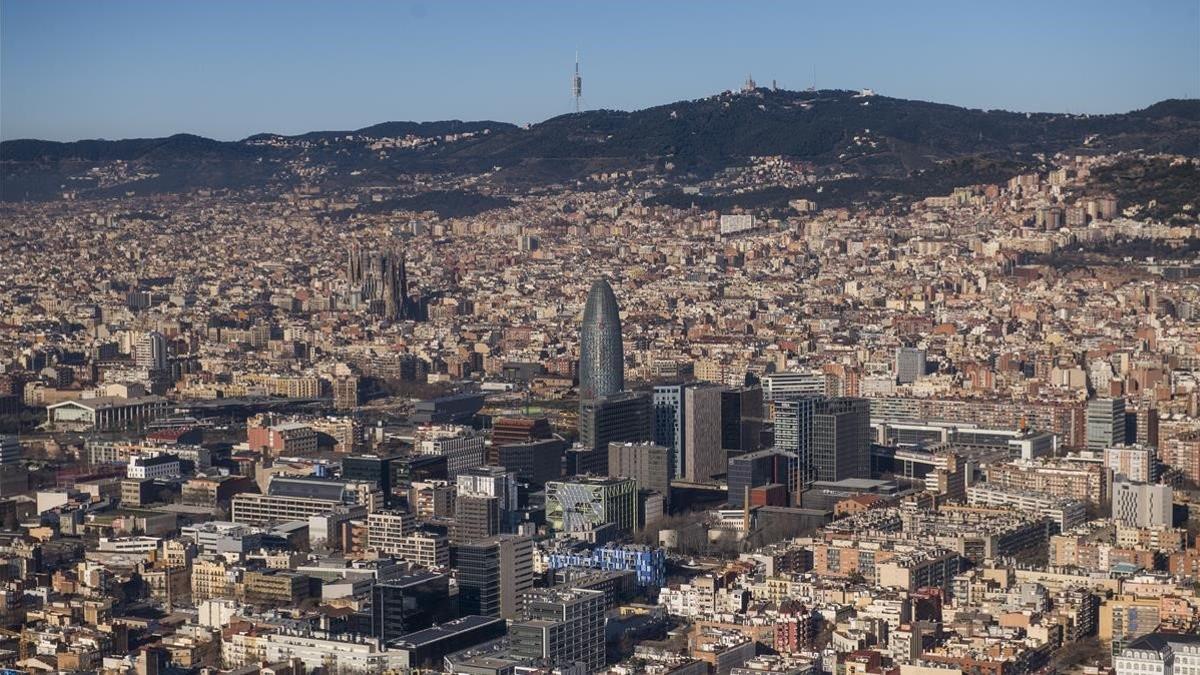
<box><xmin>545</xmin><ymin>542</ymin><xmax>666</xmax><ymax>588</ymax></box>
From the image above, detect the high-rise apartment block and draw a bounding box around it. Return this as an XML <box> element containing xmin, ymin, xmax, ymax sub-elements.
<box><xmin>895</xmin><ymin>347</ymin><xmax>927</xmax><ymax>384</ymax></box>
<box><xmin>1105</xmin><ymin>445</ymin><xmax>1157</xmax><ymax>483</ymax></box>
<box><xmin>136</xmin><ymin>330</ymin><xmax>169</xmax><ymax>372</ymax></box>
<box><xmin>985</xmin><ymin>459</ymin><xmax>1112</xmax><ymax>505</ymax></box>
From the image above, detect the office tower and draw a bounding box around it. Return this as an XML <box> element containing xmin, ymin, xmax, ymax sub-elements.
<box><xmin>579</xmin><ymin>278</ymin><xmax>624</xmax><ymax>402</ymax></box>
<box><xmin>1087</xmin><ymin>398</ymin><xmax>1127</xmax><ymax>451</ymax></box>
<box><xmin>728</xmin><ymin>448</ymin><xmax>794</xmax><ymax>509</ymax></box>
<box><xmin>0</xmin><ymin>436</ymin><xmax>20</xmax><ymax>465</ymax></box>
<box><xmin>579</xmin><ymin>391</ymin><xmax>653</xmax><ymax>451</ymax></box>
<box><xmin>775</xmin><ymin>395</ymin><xmax>871</xmax><ymax>492</ymax></box>
<box><xmin>654</xmin><ymin>382</ymin><xmax>725</xmax><ymax>482</ymax></box>
<box><xmin>1111</xmin><ymin>479</ymin><xmax>1172</xmax><ymax>528</ymax></box>
<box><xmin>136</xmin><ymin>330</ymin><xmax>169</xmax><ymax>372</ymax></box>
<box><xmin>895</xmin><ymin>347</ymin><xmax>927</xmax><ymax>384</ymax></box>
<box><xmin>509</xmin><ymin>587</ymin><xmax>605</xmax><ymax>671</ymax></box>
<box><xmin>683</xmin><ymin>384</ymin><xmax>723</xmax><ymax>483</ymax></box>
<box><xmin>774</xmin><ymin>395</ymin><xmax>817</xmax><ymax>490</ymax></box>
<box><xmin>370</xmin><ymin>571</ymin><xmax>453</xmax><ymax>642</ymax></box>
<box><xmin>243</xmin><ymin>570</ymin><xmax>310</xmax><ymax>607</ymax></box>
<box><xmin>761</xmin><ymin>372</ymin><xmax>828</xmax><ymax>402</ymax></box>
<box><xmin>453</xmin><ymin>494</ymin><xmax>501</xmax><ymax>544</ymax></box>
<box><xmin>564</xmin><ymin>444</ymin><xmax>608</xmax><ymax>477</ymax></box>
<box><xmin>457</xmin><ymin>466</ymin><xmax>518</xmax><ymax>531</ymax></box>
<box><xmin>457</xmin><ymin>466</ymin><xmax>518</xmax><ymax>511</ymax></box>
<box><xmin>721</xmin><ymin>386</ymin><xmax>763</xmax><ymax>454</ymax></box>
<box><xmin>608</xmin><ymin>442</ymin><xmax>671</xmax><ymax>509</ymax></box>
<box><xmin>653</xmin><ymin>383</ymin><xmax>685</xmax><ymax>478</ymax></box>
<box><xmin>545</xmin><ymin>476</ymin><xmax>638</xmax><ymax>536</ymax></box>
<box><xmin>347</xmin><ymin>245</ymin><xmax>421</xmax><ymax>321</ymax></box>
<box><xmin>342</xmin><ymin>454</ymin><xmax>399</xmax><ymax>506</ymax></box>
<box><xmin>812</xmin><ymin>397</ymin><xmax>871</xmax><ymax>484</ymax></box>
<box><xmin>456</xmin><ymin>534</ymin><xmax>534</xmax><ymax>620</ymax></box>
<box><xmin>495</xmin><ymin>438</ymin><xmax>566</xmax><ymax>486</ymax></box>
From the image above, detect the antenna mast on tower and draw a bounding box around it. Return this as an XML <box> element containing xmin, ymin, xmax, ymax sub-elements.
<box><xmin>572</xmin><ymin>52</ymin><xmax>583</xmax><ymax>113</ymax></box>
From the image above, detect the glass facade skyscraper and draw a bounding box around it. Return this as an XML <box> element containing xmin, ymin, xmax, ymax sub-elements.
<box><xmin>579</xmin><ymin>279</ymin><xmax>624</xmax><ymax>402</ymax></box>
<box><xmin>775</xmin><ymin>395</ymin><xmax>871</xmax><ymax>494</ymax></box>
<box><xmin>653</xmin><ymin>384</ymin><xmax>685</xmax><ymax>479</ymax></box>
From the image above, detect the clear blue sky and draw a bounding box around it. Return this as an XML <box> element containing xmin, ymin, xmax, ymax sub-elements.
<box><xmin>2</xmin><ymin>0</ymin><xmax>1198</xmax><ymax>141</ymax></box>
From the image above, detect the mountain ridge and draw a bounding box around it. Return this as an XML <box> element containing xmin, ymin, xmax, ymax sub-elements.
<box><xmin>3</xmin><ymin>89</ymin><xmax>1197</xmax><ymax>201</ymax></box>
<box><xmin>4</xmin><ymin>90</ymin><xmax>1197</xmax><ymax>154</ymax></box>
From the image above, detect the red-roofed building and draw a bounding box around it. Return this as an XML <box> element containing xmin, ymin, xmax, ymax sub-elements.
<box><xmin>835</xmin><ymin>493</ymin><xmax>888</xmax><ymax>518</ymax></box>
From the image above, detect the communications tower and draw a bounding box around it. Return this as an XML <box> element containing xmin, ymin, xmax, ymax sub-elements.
<box><xmin>572</xmin><ymin>52</ymin><xmax>583</xmax><ymax>112</ymax></box>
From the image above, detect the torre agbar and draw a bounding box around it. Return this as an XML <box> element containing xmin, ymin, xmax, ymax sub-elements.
<box><xmin>578</xmin><ymin>278</ymin><xmax>625</xmax><ymax>403</ymax></box>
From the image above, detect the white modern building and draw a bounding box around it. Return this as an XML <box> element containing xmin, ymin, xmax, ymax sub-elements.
<box><xmin>1112</xmin><ymin>479</ymin><xmax>1173</xmax><ymax>528</ymax></box>
<box><xmin>136</xmin><ymin>330</ymin><xmax>169</xmax><ymax>371</ymax></box>
<box><xmin>127</xmin><ymin>453</ymin><xmax>182</xmax><ymax>480</ymax></box>
<box><xmin>719</xmin><ymin>213</ymin><xmax>756</xmax><ymax>235</ymax></box>
<box><xmin>762</xmin><ymin>372</ymin><xmax>828</xmax><ymax>402</ymax></box>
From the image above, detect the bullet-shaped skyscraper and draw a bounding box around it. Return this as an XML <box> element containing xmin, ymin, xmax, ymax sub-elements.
<box><xmin>579</xmin><ymin>279</ymin><xmax>625</xmax><ymax>402</ymax></box>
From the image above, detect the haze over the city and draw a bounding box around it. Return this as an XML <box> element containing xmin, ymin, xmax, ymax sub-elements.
<box><xmin>1</xmin><ymin>2</ymin><xmax>1200</xmax><ymax>675</ymax></box>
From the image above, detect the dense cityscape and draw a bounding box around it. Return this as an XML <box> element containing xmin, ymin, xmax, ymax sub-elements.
<box><xmin>2</xmin><ymin>4</ymin><xmax>1200</xmax><ymax>673</ymax></box>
